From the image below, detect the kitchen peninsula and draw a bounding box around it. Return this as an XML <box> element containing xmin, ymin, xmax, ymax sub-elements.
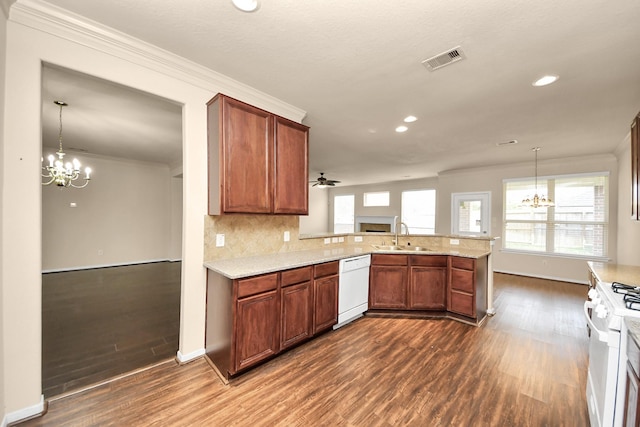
<box><xmin>204</xmin><ymin>232</ymin><xmax>493</xmax><ymax>382</ymax></box>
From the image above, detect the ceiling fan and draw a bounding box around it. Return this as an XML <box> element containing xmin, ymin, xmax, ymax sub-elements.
<box><xmin>310</xmin><ymin>172</ymin><xmax>340</xmax><ymax>187</ymax></box>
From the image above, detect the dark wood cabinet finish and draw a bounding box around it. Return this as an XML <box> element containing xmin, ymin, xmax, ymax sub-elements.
<box><xmin>369</xmin><ymin>255</ymin><xmax>409</xmax><ymax>309</ymax></box>
<box><xmin>233</xmin><ymin>288</ymin><xmax>280</xmax><ymax>373</ymax></box>
<box><xmin>313</xmin><ymin>261</ymin><xmax>339</xmax><ymax>333</ymax></box>
<box><xmin>625</xmin><ymin>334</ymin><xmax>640</xmax><ymax>426</ymax></box>
<box><xmin>632</xmin><ymin>112</ymin><xmax>640</xmax><ymax>220</ymax></box>
<box><xmin>448</xmin><ymin>257</ymin><xmax>477</xmax><ymax>318</ymax></box>
<box><xmin>280</xmin><ymin>266</ymin><xmax>312</xmax><ymax>350</ymax></box>
<box><xmin>409</xmin><ymin>255</ymin><xmax>447</xmax><ymax>310</ymax></box>
<box><xmin>273</xmin><ymin>116</ymin><xmax>309</xmax><ymax>214</ymax></box>
<box><xmin>207</xmin><ymin>94</ymin><xmax>309</xmax><ymax>215</ymax></box>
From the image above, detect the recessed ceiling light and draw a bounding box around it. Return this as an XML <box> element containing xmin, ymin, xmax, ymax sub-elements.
<box><xmin>232</xmin><ymin>0</ymin><xmax>259</xmax><ymax>12</ymax></box>
<box><xmin>395</xmin><ymin>126</ymin><xmax>408</xmax><ymax>133</ymax></box>
<box><xmin>532</xmin><ymin>75</ymin><xmax>559</xmax><ymax>87</ymax></box>
<box><xmin>403</xmin><ymin>116</ymin><xmax>417</xmax><ymax>123</ymax></box>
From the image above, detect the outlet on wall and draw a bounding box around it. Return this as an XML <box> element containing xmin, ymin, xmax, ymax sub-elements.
<box><xmin>450</xmin><ymin>239</ymin><xmax>460</xmax><ymax>245</ymax></box>
<box><xmin>354</xmin><ymin>236</ymin><xmax>363</xmax><ymax>242</ymax></box>
<box><xmin>284</xmin><ymin>231</ymin><xmax>290</xmax><ymax>242</ymax></box>
<box><xmin>216</xmin><ymin>233</ymin><xmax>225</xmax><ymax>247</ymax></box>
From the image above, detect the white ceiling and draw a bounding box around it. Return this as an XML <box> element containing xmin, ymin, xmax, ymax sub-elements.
<box><xmin>39</xmin><ymin>0</ymin><xmax>640</xmax><ymax>186</ymax></box>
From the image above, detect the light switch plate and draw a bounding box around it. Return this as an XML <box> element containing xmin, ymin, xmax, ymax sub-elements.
<box><xmin>216</xmin><ymin>234</ymin><xmax>225</xmax><ymax>247</ymax></box>
<box><xmin>284</xmin><ymin>231</ymin><xmax>290</xmax><ymax>242</ymax></box>
<box><xmin>324</xmin><ymin>238</ymin><xmax>331</xmax><ymax>244</ymax></box>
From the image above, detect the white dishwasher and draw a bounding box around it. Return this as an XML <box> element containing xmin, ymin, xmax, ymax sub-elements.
<box><xmin>334</xmin><ymin>254</ymin><xmax>371</xmax><ymax>329</ymax></box>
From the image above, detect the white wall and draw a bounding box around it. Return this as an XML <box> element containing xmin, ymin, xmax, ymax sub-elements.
<box><xmin>1</xmin><ymin>1</ymin><xmax>305</xmax><ymax>418</ymax></box>
<box><xmin>0</xmin><ymin>1</ymin><xmax>7</xmax><ymax>424</ymax></box>
<box><xmin>327</xmin><ymin>177</ymin><xmax>439</xmax><ymax>232</ymax></box>
<box><xmin>298</xmin><ymin>188</ymin><xmax>329</xmax><ymax>234</ymax></box>
<box><xmin>42</xmin><ymin>155</ymin><xmax>175</xmax><ymax>271</ymax></box>
<box><xmin>329</xmin><ymin>154</ymin><xmax>618</xmax><ymax>283</ymax></box>
<box><xmin>616</xmin><ymin>133</ymin><xmax>640</xmax><ymax>265</ymax></box>
<box><xmin>169</xmin><ymin>175</ymin><xmax>183</xmax><ymax>261</ymax></box>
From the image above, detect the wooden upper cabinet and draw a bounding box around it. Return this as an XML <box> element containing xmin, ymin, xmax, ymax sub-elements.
<box><xmin>207</xmin><ymin>94</ymin><xmax>309</xmax><ymax>215</ymax></box>
<box><xmin>274</xmin><ymin>116</ymin><xmax>309</xmax><ymax>214</ymax></box>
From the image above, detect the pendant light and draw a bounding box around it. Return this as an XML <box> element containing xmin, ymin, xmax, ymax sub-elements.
<box><xmin>521</xmin><ymin>147</ymin><xmax>554</xmax><ymax>208</ymax></box>
<box><xmin>41</xmin><ymin>100</ymin><xmax>92</xmax><ymax>188</ymax></box>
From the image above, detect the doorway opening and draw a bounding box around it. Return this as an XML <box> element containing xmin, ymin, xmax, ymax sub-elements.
<box><xmin>40</xmin><ymin>64</ymin><xmax>184</xmax><ymax>397</ymax></box>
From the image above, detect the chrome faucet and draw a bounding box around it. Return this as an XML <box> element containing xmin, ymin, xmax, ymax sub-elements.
<box><xmin>393</xmin><ymin>220</ymin><xmax>409</xmax><ymax>246</ymax></box>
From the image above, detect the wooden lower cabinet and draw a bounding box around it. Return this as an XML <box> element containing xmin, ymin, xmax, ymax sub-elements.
<box><xmin>625</xmin><ymin>333</ymin><xmax>640</xmax><ymax>426</ymax></box>
<box><xmin>313</xmin><ymin>261</ymin><xmax>339</xmax><ymax>333</ymax></box>
<box><xmin>280</xmin><ymin>280</ymin><xmax>313</xmax><ymax>350</ymax></box>
<box><xmin>369</xmin><ymin>255</ymin><xmax>409</xmax><ymax>309</ymax></box>
<box><xmin>234</xmin><ymin>287</ymin><xmax>280</xmax><ymax>373</ymax></box>
<box><xmin>447</xmin><ymin>257</ymin><xmax>476</xmax><ymax>318</ymax></box>
<box><xmin>409</xmin><ymin>256</ymin><xmax>447</xmax><ymax>310</ymax></box>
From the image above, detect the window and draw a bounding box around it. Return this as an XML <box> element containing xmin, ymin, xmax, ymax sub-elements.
<box><xmin>503</xmin><ymin>173</ymin><xmax>608</xmax><ymax>257</ymax></box>
<box><xmin>401</xmin><ymin>189</ymin><xmax>436</xmax><ymax>234</ymax></box>
<box><xmin>363</xmin><ymin>191</ymin><xmax>389</xmax><ymax>207</ymax></box>
<box><xmin>334</xmin><ymin>195</ymin><xmax>355</xmax><ymax>233</ymax></box>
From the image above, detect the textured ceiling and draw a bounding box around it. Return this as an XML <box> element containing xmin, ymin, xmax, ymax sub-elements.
<box><xmin>38</xmin><ymin>0</ymin><xmax>640</xmax><ymax>185</ymax></box>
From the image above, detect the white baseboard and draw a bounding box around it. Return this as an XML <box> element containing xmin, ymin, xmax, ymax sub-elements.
<box><xmin>176</xmin><ymin>348</ymin><xmax>205</xmax><ymax>364</ymax></box>
<box><xmin>494</xmin><ymin>269</ymin><xmax>588</xmax><ymax>285</ymax></box>
<box><xmin>42</xmin><ymin>259</ymin><xmax>180</xmax><ymax>274</ymax></box>
<box><xmin>3</xmin><ymin>395</ymin><xmax>45</xmax><ymax>426</ymax></box>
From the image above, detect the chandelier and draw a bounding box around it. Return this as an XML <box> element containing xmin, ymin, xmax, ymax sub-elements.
<box><xmin>521</xmin><ymin>147</ymin><xmax>554</xmax><ymax>208</ymax></box>
<box><xmin>42</xmin><ymin>101</ymin><xmax>91</xmax><ymax>188</ymax></box>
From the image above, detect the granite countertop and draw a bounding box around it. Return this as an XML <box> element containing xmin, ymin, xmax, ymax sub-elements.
<box><xmin>204</xmin><ymin>245</ymin><xmax>491</xmax><ymax>279</ymax></box>
<box><xmin>588</xmin><ymin>261</ymin><xmax>640</xmax><ymax>286</ymax></box>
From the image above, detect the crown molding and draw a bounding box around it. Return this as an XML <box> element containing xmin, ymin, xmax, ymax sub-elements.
<box><xmin>8</xmin><ymin>0</ymin><xmax>307</xmax><ymax>122</ymax></box>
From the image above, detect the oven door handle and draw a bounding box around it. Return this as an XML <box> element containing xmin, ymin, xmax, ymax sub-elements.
<box><xmin>584</xmin><ymin>301</ymin><xmax>609</xmax><ymax>343</ymax></box>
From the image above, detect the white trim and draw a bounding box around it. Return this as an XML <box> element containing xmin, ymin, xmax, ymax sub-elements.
<box><xmin>9</xmin><ymin>0</ymin><xmax>307</xmax><ymax>122</ymax></box>
<box><xmin>494</xmin><ymin>269</ymin><xmax>589</xmax><ymax>286</ymax></box>
<box><xmin>41</xmin><ymin>258</ymin><xmax>180</xmax><ymax>274</ymax></box>
<box><xmin>3</xmin><ymin>395</ymin><xmax>45</xmax><ymax>426</ymax></box>
<box><xmin>176</xmin><ymin>348</ymin><xmax>205</xmax><ymax>364</ymax></box>
<box><xmin>502</xmin><ymin>170</ymin><xmax>611</xmax><ymax>184</ymax></box>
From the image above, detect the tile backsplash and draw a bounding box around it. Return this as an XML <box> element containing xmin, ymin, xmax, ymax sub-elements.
<box><xmin>204</xmin><ymin>214</ymin><xmax>492</xmax><ymax>261</ymax></box>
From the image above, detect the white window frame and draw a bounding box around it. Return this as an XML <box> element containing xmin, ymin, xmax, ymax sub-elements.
<box><xmin>503</xmin><ymin>172</ymin><xmax>609</xmax><ymax>259</ymax></box>
<box><xmin>363</xmin><ymin>191</ymin><xmax>390</xmax><ymax>207</ymax></box>
<box><xmin>401</xmin><ymin>189</ymin><xmax>436</xmax><ymax>235</ymax></box>
<box><xmin>451</xmin><ymin>192</ymin><xmax>491</xmax><ymax>236</ymax></box>
<box><xmin>333</xmin><ymin>194</ymin><xmax>355</xmax><ymax>233</ymax></box>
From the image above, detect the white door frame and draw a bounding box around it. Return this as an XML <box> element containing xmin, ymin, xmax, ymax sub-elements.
<box><xmin>451</xmin><ymin>191</ymin><xmax>491</xmax><ymax>236</ymax></box>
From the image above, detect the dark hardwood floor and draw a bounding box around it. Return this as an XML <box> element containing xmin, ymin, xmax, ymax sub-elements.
<box><xmin>24</xmin><ymin>272</ymin><xmax>589</xmax><ymax>426</ymax></box>
<box><xmin>41</xmin><ymin>261</ymin><xmax>181</xmax><ymax>397</ymax></box>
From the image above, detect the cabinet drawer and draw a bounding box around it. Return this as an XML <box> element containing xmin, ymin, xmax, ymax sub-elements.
<box><xmin>449</xmin><ymin>291</ymin><xmax>475</xmax><ymax>317</ymax></box>
<box><xmin>314</xmin><ymin>261</ymin><xmax>339</xmax><ymax>278</ymax></box>
<box><xmin>451</xmin><ymin>256</ymin><xmax>475</xmax><ymax>270</ymax></box>
<box><xmin>450</xmin><ymin>268</ymin><xmax>474</xmax><ymax>293</ymax></box>
<box><xmin>281</xmin><ymin>266</ymin><xmax>312</xmax><ymax>287</ymax></box>
<box><xmin>371</xmin><ymin>254</ymin><xmax>408</xmax><ymax>266</ymax></box>
<box><xmin>410</xmin><ymin>255</ymin><xmax>447</xmax><ymax>267</ymax></box>
<box><xmin>629</xmin><ymin>333</ymin><xmax>640</xmax><ymax>377</ymax></box>
<box><xmin>236</xmin><ymin>273</ymin><xmax>278</xmax><ymax>298</ymax></box>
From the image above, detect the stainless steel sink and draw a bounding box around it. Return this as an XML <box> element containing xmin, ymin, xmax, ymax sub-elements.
<box><xmin>372</xmin><ymin>245</ymin><xmax>405</xmax><ymax>251</ymax></box>
<box><xmin>372</xmin><ymin>245</ymin><xmax>433</xmax><ymax>252</ymax></box>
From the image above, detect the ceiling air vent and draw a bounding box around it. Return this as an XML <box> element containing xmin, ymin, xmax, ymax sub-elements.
<box><xmin>421</xmin><ymin>46</ymin><xmax>466</xmax><ymax>71</ymax></box>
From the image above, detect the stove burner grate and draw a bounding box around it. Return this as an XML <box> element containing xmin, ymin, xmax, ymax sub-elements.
<box><xmin>612</xmin><ymin>282</ymin><xmax>640</xmax><ymax>295</ymax></box>
<box><xmin>624</xmin><ymin>293</ymin><xmax>640</xmax><ymax>310</ymax></box>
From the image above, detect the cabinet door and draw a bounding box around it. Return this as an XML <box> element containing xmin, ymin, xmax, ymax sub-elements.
<box><xmin>369</xmin><ymin>265</ymin><xmax>408</xmax><ymax>309</ymax></box>
<box><xmin>221</xmin><ymin>96</ymin><xmax>273</xmax><ymax>213</ymax></box>
<box><xmin>313</xmin><ymin>275</ymin><xmax>338</xmax><ymax>334</ymax></box>
<box><xmin>281</xmin><ymin>281</ymin><xmax>313</xmax><ymax>350</ymax></box>
<box><xmin>410</xmin><ymin>266</ymin><xmax>446</xmax><ymax>310</ymax></box>
<box><xmin>624</xmin><ymin>362</ymin><xmax>640</xmax><ymax>427</ymax></box>
<box><xmin>273</xmin><ymin>116</ymin><xmax>309</xmax><ymax>215</ymax></box>
<box><xmin>233</xmin><ymin>290</ymin><xmax>279</xmax><ymax>373</ymax></box>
